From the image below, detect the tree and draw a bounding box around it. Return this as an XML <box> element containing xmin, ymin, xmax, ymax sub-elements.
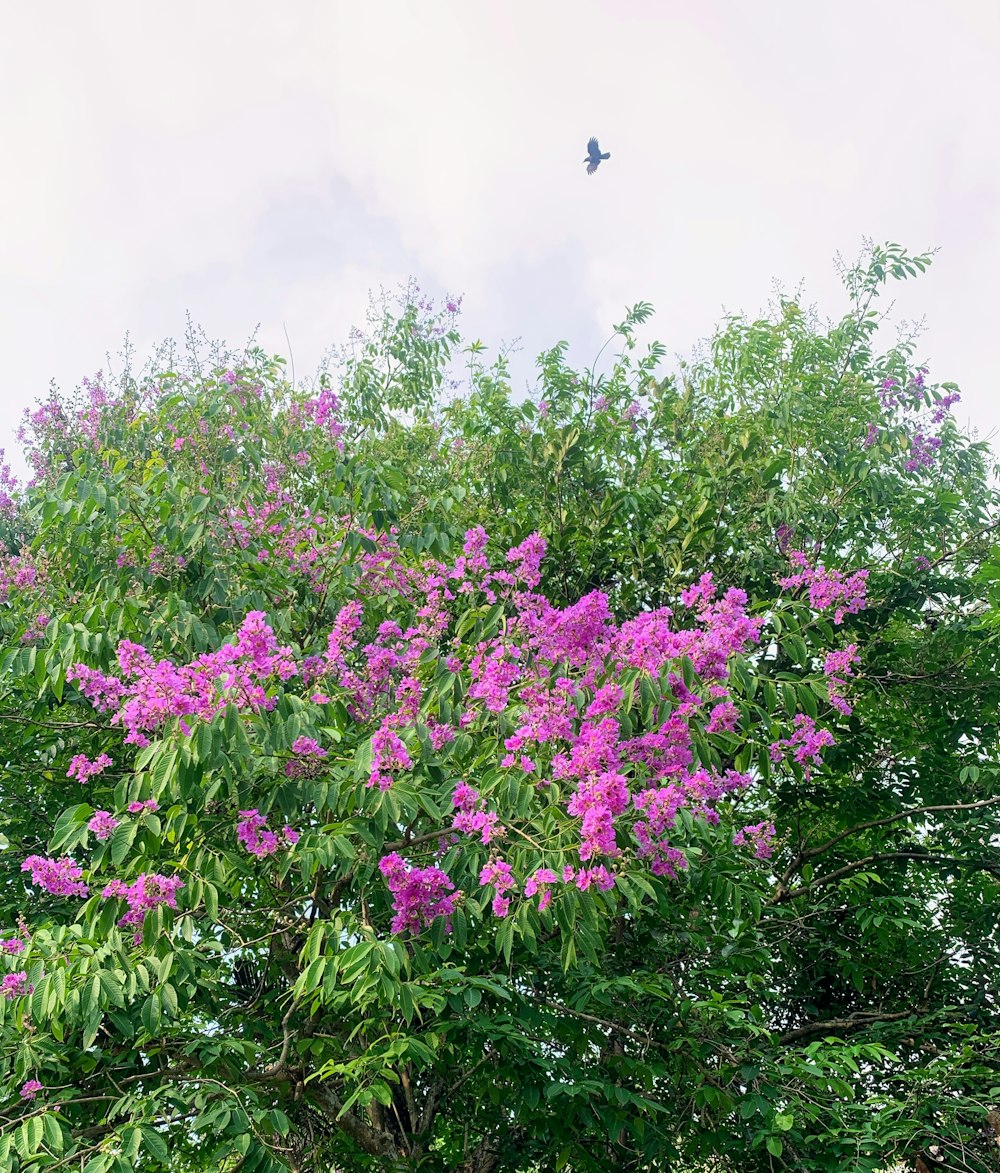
<box><xmin>1</xmin><ymin>252</ymin><xmax>998</xmax><ymax>1172</ymax></box>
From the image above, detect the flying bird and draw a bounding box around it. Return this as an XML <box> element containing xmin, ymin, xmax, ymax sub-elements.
<box><xmin>584</xmin><ymin>136</ymin><xmax>611</xmax><ymax>175</ymax></box>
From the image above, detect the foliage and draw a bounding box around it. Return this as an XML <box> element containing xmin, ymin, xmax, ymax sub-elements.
<box><xmin>1</xmin><ymin>250</ymin><xmax>999</xmax><ymax>1173</ymax></box>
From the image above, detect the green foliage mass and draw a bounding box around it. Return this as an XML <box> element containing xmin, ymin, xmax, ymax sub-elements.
<box><xmin>1</xmin><ymin>247</ymin><xmax>999</xmax><ymax>1172</ymax></box>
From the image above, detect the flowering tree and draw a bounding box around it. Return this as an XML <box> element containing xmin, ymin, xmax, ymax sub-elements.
<box><xmin>1</xmin><ymin>253</ymin><xmax>999</xmax><ymax>1173</ymax></box>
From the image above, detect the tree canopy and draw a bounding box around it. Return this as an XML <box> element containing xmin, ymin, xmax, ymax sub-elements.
<box><xmin>2</xmin><ymin>247</ymin><xmax>999</xmax><ymax>1173</ymax></box>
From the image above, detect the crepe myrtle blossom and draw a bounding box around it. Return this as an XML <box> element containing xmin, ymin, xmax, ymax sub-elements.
<box><xmin>21</xmin><ymin>855</ymin><xmax>88</xmax><ymax>897</ymax></box>
<box><xmin>236</xmin><ymin>810</ymin><xmax>300</xmax><ymax>856</ymax></box>
<box><xmin>127</xmin><ymin>799</ymin><xmax>159</xmax><ymax>815</ymax></box>
<box><xmin>524</xmin><ymin>868</ymin><xmax>559</xmax><ymax>911</ymax></box>
<box><xmin>88</xmin><ymin>811</ymin><xmax>119</xmax><ymax>841</ymax></box>
<box><xmin>286</xmin><ymin>735</ymin><xmax>327</xmax><ymax>778</ymax></box>
<box><xmin>67</xmin><ymin>611</ymin><xmax>298</xmax><ymax>748</ymax></box>
<box><xmin>379</xmin><ymin>853</ymin><xmax>458</xmax><ymax>935</ymax></box>
<box><xmin>734</xmin><ymin>821</ymin><xmax>777</xmax><ymax>860</ymax></box>
<box><xmin>769</xmin><ymin>715</ymin><xmax>835</xmax><ymax>777</ymax></box>
<box><xmin>67</xmin><ymin>752</ymin><xmax>113</xmax><ymax>783</ymax></box>
<box><xmin>824</xmin><ymin>644</ymin><xmax>860</xmax><ymax>717</ymax></box>
<box><xmin>1</xmin><ymin>933</ymin><xmax>26</xmax><ymax>954</ymax></box>
<box><xmin>480</xmin><ymin>859</ymin><xmax>517</xmax><ymax>917</ymax></box>
<box><xmin>19</xmin><ymin>1079</ymin><xmax>43</xmax><ymax>1100</ymax></box>
<box><xmin>780</xmin><ymin>552</ymin><xmax>868</xmax><ymax>625</ymax></box>
<box><xmin>2</xmin><ymin>972</ymin><xmax>33</xmax><ymax>999</ymax></box>
<box><xmin>451</xmin><ymin>781</ymin><xmax>505</xmax><ymax>844</ymax></box>
<box><xmin>57</xmin><ymin>526</ymin><xmax>854</xmax><ymax>957</ymax></box>
<box><xmin>101</xmin><ymin>873</ymin><xmax>184</xmax><ymax>940</ymax></box>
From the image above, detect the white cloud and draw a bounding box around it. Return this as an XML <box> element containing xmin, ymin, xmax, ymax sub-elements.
<box><xmin>1</xmin><ymin>0</ymin><xmax>998</xmax><ymax>476</ymax></box>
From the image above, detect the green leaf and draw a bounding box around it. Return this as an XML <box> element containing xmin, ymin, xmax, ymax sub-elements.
<box><xmin>50</xmin><ymin>803</ymin><xmax>93</xmax><ymax>851</ymax></box>
<box><xmin>111</xmin><ymin>819</ymin><xmax>138</xmax><ymax>866</ymax></box>
<box><xmin>140</xmin><ymin>1126</ymin><xmax>171</xmax><ymax>1163</ymax></box>
<box><xmin>141</xmin><ymin>993</ymin><xmax>162</xmax><ymax>1036</ymax></box>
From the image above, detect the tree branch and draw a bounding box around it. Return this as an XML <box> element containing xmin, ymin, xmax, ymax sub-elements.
<box><xmin>778</xmin><ymin>1009</ymin><xmax>916</xmax><ymax>1045</ymax></box>
<box><xmin>799</xmin><ymin>796</ymin><xmax>1000</xmax><ymax>863</ymax></box>
<box><xmin>308</xmin><ymin>1083</ymin><xmax>399</xmax><ymax>1158</ymax></box>
<box><xmin>772</xmin><ymin>850</ymin><xmax>1000</xmax><ymax>903</ymax></box>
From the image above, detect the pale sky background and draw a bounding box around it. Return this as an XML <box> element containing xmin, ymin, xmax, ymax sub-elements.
<box><xmin>1</xmin><ymin>1</ymin><xmax>998</xmax><ymax>478</ymax></box>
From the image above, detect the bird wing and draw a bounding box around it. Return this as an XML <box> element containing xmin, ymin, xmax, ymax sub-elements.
<box><xmin>586</xmin><ymin>136</ymin><xmax>601</xmax><ymax>158</ymax></box>
<box><xmin>586</xmin><ymin>159</ymin><xmax>600</xmax><ymax>175</ymax></box>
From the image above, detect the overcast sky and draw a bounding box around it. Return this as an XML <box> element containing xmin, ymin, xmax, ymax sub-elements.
<box><xmin>1</xmin><ymin>1</ymin><xmax>998</xmax><ymax>476</ymax></box>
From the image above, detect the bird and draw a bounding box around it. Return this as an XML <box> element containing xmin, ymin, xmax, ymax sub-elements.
<box><xmin>584</xmin><ymin>136</ymin><xmax>611</xmax><ymax>175</ymax></box>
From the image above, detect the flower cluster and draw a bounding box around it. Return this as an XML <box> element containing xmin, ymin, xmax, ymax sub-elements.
<box><xmin>67</xmin><ymin>753</ymin><xmax>113</xmax><ymax>783</ymax></box>
<box><xmin>88</xmin><ymin>811</ymin><xmax>120</xmax><ymax>841</ymax></box>
<box><xmin>379</xmin><ymin>853</ymin><xmax>458</xmax><ymax>935</ymax></box>
<box><xmin>2</xmin><ymin>972</ymin><xmax>33</xmax><ymax>999</ymax></box>
<box><xmin>69</xmin><ymin>611</ymin><xmax>297</xmax><ymax>747</ymax></box>
<box><xmin>236</xmin><ymin>810</ymin><xmax>299</xmax><ymax>857</ymax></box>
<box><xmin>480</xmin><ymin>859</ymin><xmax>517</xmax><ymax>916</ymax></box>
<box><xmin>368</xmin><ymin>725</ymin><xmax>413</xmax><ymax>790</ymax></box>
<box><xmin>20</xmin><ymin>1079</ymin><xmax>43</xmax><ymax>1100</ymax></box>
<box><xmin>285</xmin><ymin>735</ymin><xmax>327</xmax><ymax>778</ymax></box>
<box><xmin>780</xmin><ymin>552</ymin><xmax>868</xmax><ymax>624</ymax></box>
<box><xmin>874</xmin><ymin>369</ymin><xmax>961</xmax><ymax>473</ymax></box>
<box><xmin>101</xmin><ymin>873</ymin><xmax>184</xmax><ymax>938</ymax></box>
<box><xmin>126</xmin><ymin>799</ymin><xmax>159</xmax><ymax>815</ymax></box>
<box><xmin>524</xmin><ymin>868</ymin><xmax>559</xmax><ymax>911</ymax></box>
<box><xmin>824</xmin><ymin>644</ymin><xmax>860</xmax><ymax>717</ymax></box>
<box><xmin>734</xmin><ymin>821</ymin><xmax>777</xmax><ymax>860</ymax></box>
<box><xmin>769</xmin><ymin>715</ymin><xmax>835</xmax><ymax>776</ymax></box>
<box><xmin>451</xmin><ymin>782</ymin><xmax>504</xmax><ymax>845</ymax></box>
<box><xmin>22</xmin><ymin>855</ymin><xmax>88</xmax><ymax>897</ymax></box>
<box><xmin>20</xmin><ymin>612</ymin><xmax>49</xmax><ymax>644</ymax></box>
<box><xmin>57</xmin><ymin>519</ymin><xmax>852</xmax><ymax>943</ymax></box>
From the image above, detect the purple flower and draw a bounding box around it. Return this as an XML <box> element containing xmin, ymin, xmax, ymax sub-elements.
<box><xmin>524</xmin><ymin>868</ymin><xmax>559</xmax><ymax>910</ymax></box>
<box><xmin>2</xmin><ymin>971</ymin><xmax>33</xmax><ymax>999</ymax></box>
<box><xmin>734</xmin><ymin>820</ymin><xmax>777</xmax><ymax>860</ymax></box>
<box><xmin>780</xmin><ymin>553</ymin><xmax>868</xmax><ymax>625</ymax></box>
<box><xmin>769</xmin><ymin>715</ymin><xmax>835</xmax><ymax>776</ymax></box>
<box><xmin>22</xmin><ymin>855</ymin><xmax>88</xmax><ymax>897</ymax></box>
<box><xmin>236</xmin><ymin>810</ymin><xmax>298</xmax><ymax>856</ymax></box>
<box><xmin>20</xmin><ymin>1079</ymin><xmax>43</xmax><ymax>1100</ymax></box>
<box><xmin>101</xmin><ymin>873</ymin><xmax>183</xmax><ymax>939</ymax></box>
<box><xmin>480</xmin><ymin>859</ymin><xmax>516</xmax><ymax>917</ymax></box>
<box><xmin>379</xmin><ymin>853</ymin><xmax>457</xmax><ymax>935</ymax></box>
<box><xmin>67</xmin><ymin>753</ymin><xmax>113</xmax><ymax>783</ymax></box>
<box><xmin>88</xmin><ymin>811</ymin><xmax>119</xmax><ymax>841</ymax></box>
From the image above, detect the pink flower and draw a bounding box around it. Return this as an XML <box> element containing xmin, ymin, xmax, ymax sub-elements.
<box><xmin>88</xmin><ymin>811</ymin><xmax>119</xmax><ymax>841</ymax></box>
<box><xmin>451</xmin><ymin>783</ymin><xmax>505</xmax><ymax>844</ymax></box>
<box><xmin>525</xmin><ymin>868</ymin><xmax>559</xmax><ymax>911</ymax></box>
<box><xmin>480</xmin><ymin>859</ymin><xmax>516</xmax><ymax>916</ymax></box>
<box><xmin>285</xmin><ymin>735</ymin><xmax>327</xmax><ymax>777</ymax></box>
<box><xmin>769</xmin><ymin>715</ymin><xmax>835</xmax><ymax>776</ymax></box>
<box><xmin>824</xmin><ymin>643</ymin><xmax>860</xmax><ymax>716</ymax></box>
<box><xmin>126</xmin><ymin>799</ymin><xmax>159</xmax><ymax>815</ymax></box>
<box><xmin>780</xmin><ymin>554</ymin><xmax>868</xmax><ymax>625</ymax></box>
<box><xmin>379</xmin><ymin>853</ymin><xmax>457</xmax><ymax>935</ymax></box>
<box><xmin>100</xmin><ymin>872</ymin><xmax>183</xmax><ymax>938</ymax></box>
<box><xmin>236</xmin><ymin>810</ymin><xmax>298</xmax><ymax>856</ymax></box>
<box><xmin>368</xmin><ymin>725</ymin><xmax>413</xmax><ymax>790</ymax></box>
<box><xmin>734</xmin><ymin>820</ymin><xmax>777</xmax><ymax>860</ymax></box>
<box><xmin>20</xmin><ymin>1079</ymin><xmax>43</xmax><ymax>1100</ymax></box>
<box><xmin>22</xmin><ymin>855</ymin><xmax>88</xmax><ymax>897</ymax></box>
<box><xmin>2</xmin><ymin>971</ymin><xmax>33</xmax><ymax>998</ymax></box>
<box><xmin>67</xmin><ymin>752</ymin><xmax>113</xmax><ymax>783</ymax></box>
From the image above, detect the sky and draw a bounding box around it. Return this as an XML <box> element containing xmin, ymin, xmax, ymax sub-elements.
<box><xmin>1</xmin><ymin>0</ymin><xmax>998</xmax><ymax>476</ymax></box>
